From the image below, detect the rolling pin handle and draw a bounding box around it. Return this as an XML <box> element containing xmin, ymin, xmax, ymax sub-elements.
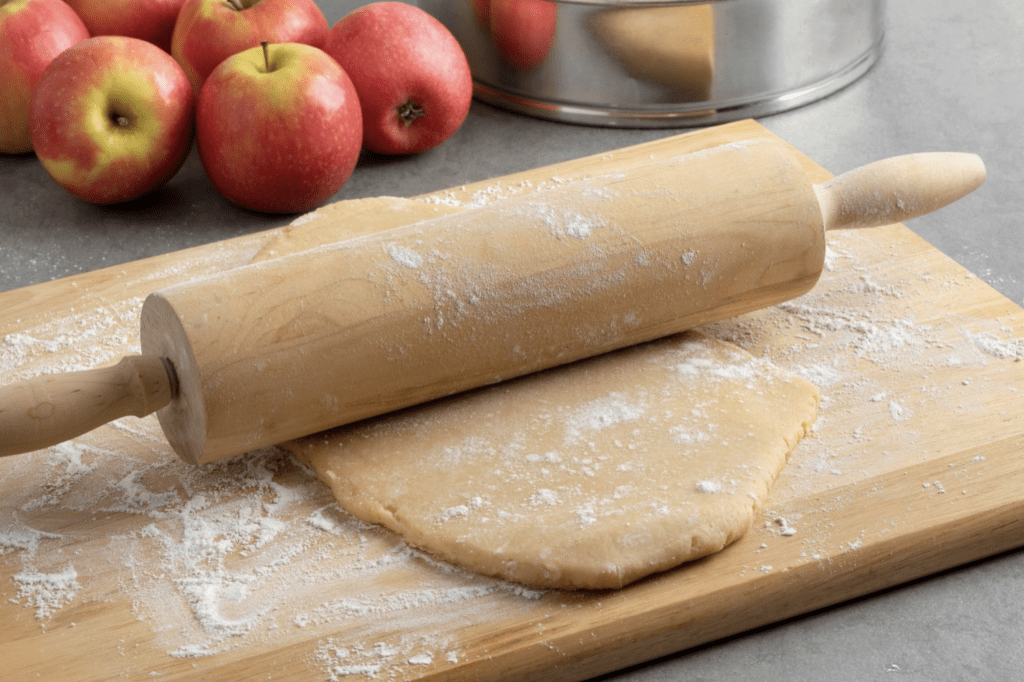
<box><xmin>815</xmin><ymin>152</ymin><xmax>986</xmax><ymax>231</ymax></box>
<box><xmin>0</xmin><ymin>355</ymin><xmax>176</xmax><ymax>458</ymax></box>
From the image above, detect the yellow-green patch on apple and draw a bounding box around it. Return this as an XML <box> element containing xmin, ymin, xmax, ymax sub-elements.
<box><xmin>227</xmin><ymin>41</ymin><xmax>321</xmax><ymax>112</ymax></box>
<box><xmin>30</xmin><ymin>36</ymin><xmax>195</xmax><ymax>204</ymax></box>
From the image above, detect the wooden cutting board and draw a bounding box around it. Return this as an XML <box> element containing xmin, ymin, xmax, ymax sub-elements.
<box><xmin>3</xmin><ymin>120</ymin><xmax>1023</xmax><ymax>682</ymax></box>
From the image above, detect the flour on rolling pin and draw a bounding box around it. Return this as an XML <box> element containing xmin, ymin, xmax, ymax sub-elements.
<box><xmin>0</xmin><ymin>139</ymin><xmax>984</xmax><ymax>468</ymax></box>
<box><xmin>141</xmin><ymin>139</ymin><xmax>828</xmax><ymax>464</ymax></box>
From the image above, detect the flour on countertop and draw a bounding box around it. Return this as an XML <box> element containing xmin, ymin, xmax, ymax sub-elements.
<box><xmin>703</xmin><ymin>227</ymin><xmax>1024</xmax><ymax>502</ymax></box>
<box><xmin>2</xmin><ymin>193</ymin><xmax>1024</xmax><ymax>679</ymax></box>
<box><xmin>13</xmin><ymin>566</ymin><xmax>81</xmax><ymax>621</ymax></box>
<box><xmin>0</xmin><ymin>284</ymin><xmax>547</xmax><ymax>673</ymax></box>
<box><xmin>964</xmin><ymin>330</ymin><xmax>1024</xmax><ymax>360</ymax></box>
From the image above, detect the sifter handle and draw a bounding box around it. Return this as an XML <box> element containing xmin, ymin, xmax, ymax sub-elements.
<box><xmin>815</xmin><ymin>152</ymin><xmax>986</xmax><ymax>231</ymax></box>
<box><xmin>0</xmin><ymin>355</ymin><xmax>176</xmax><ymax>457</ymax></box>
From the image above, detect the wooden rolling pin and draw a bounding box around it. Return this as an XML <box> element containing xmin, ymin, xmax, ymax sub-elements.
<box><xmin>0</xmin><ymin>139</ymin><xmax>985</xmax><ymax>464</ymax></box>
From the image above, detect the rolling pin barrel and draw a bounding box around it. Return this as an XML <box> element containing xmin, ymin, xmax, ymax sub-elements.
<box><xmin>0</xmin><ymin>138</ymin><xmax>985</xmax><ymax>463</ymax></box>
<box><xmin>142</xmin><ymin>139</ymin><xmax>827</xmax><ymax>464</ymax></box>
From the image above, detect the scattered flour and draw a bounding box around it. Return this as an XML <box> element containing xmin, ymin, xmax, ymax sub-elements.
<box><xmin>0</xmin><ymin>297</ymin><xmax>549</xmax><ymax>675</ymax></box>
<box><xmin>695</xmin><ymin>480</ymin><xmax>722</xmax><ymax>494</ymax></box>
<box><xmin>531</xmin><ymin>489</ymin><xmax>561</xmax><ymax>506</ymax></box>
<box><xmin>964</xmin><ymin>330</ymin><xmax>1024</xmax><ymax>360</ymax></box>
<box><xmin>13</xmin><ymin>566</ymin><xmax>81</xmax><ymax>620</ymax></box>
<box><xmin>522</xmin><ymin>200</ymin><xmax>608</xmax><ymax>240</ymax></box>
<box><xmin>562</xmin><ymin>394</ymin><xmax>646</xmax><ymax>444</ymax></box>
<box><xmin>2</xmin><ymin>189</ymin><xmax>1023</xmax><ymax>680</ymax></box>
<box><xmin>386</xmin><ymin>243</ymin><xmax>424</xmax><ymax>269</ymax></box>
<box><xmin>766</xmin><ymin>516</ymin><xmax>798</xmax><ymax>537</ymax></box>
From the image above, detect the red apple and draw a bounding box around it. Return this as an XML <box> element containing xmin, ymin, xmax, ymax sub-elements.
<box><xmin>326</xmin><ymin>2</ymin><xmax>473</xmax><ymax>155</ymax></box>
<box><xmin>0</xmin><ymin>0</ymin><xmax>89</xmax><ymax>154</ymax></box>
<box><xmin>196</xmin><ymin>41</ymin><xmax>362</xmax><ymax>214</ymax></box>
<box><xmin>64</xmin><ymin>0</ymin><xmax>187</xmax><ymax>53</ymax></box>
<box><xmin>171</xmin><ymin>0</ymin><xmax>328</xmax><ymax>93</ymax></box>
<box><xmin>30</xmin><ymin>36</ymin><xmax>195</xmax><ymax>204</ymax></box>
<box><xmin>489</xmin><ymin>0</ymin><xmax>557</xmax><ymax>72</ymax></box>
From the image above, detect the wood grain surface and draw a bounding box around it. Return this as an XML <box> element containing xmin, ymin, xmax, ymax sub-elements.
<box><xmin>3</xmin><ymin>120</ymin><xmax>1022</xmax><ymax>682</ymax></box>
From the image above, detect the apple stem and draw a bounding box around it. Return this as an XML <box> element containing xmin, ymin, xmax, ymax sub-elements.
<box><xmin>115</xmin><ymin>115</ymin><xmax>130</xmax><ymax>127</ymax></box>
<box><xmin>397</xmin><ymin>100</ymin><xmax>425</xmax><ymax>127</ymax></box>
<box><xmin>261</xmin><ymin>41</ymin><xmax>271</xmax><ymax>73</ymax></box>
<box><xmin>224</xmin><ymin>0</ymin><xmax>245</xmax><ymax>11</ymax></box>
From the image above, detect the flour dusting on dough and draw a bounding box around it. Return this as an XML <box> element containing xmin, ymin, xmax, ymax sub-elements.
<box><xmin>291</xmin><ymin>331</ymin><xmax>820</xmax><ymax>590</ymax></box>
<box><xmin>696</xmin><ymin>480</ymin><xmax>723</xmax><ymax>494</ymax></box>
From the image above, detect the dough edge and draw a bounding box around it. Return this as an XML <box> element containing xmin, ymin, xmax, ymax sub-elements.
<box><xmin>286</xmin><ymin>332</ymin><xmax>819</xmax><ymax>590</ymax></box>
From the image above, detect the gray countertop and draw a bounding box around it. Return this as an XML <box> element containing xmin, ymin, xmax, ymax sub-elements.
<box><xmin>2</xmin><ymin>1</ymin><xmax>1021</xmax><ymax>679</ymax></box>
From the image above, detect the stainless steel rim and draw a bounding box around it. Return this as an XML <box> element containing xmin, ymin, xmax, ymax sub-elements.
<box><xmin>472</xmin><ymin>31</ymin><xmax>884</xmax><ymax>129</ymax></box>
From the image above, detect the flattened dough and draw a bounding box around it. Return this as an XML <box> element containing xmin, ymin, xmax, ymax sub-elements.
<box><xmin>283</xmin><ymin>332</ymin><xmax>817</xmax><ymax>589</ymax></box>
<box><xmin>262</xmin><ymin>197</ymin><xmax>819</xmax><ymax>590</ymax></box>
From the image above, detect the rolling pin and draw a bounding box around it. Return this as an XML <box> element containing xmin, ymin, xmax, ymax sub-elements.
<box><xmin>0</xmin><ymin>139</ymin><xmax>985</xmax><ymax>464</ymax></box>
